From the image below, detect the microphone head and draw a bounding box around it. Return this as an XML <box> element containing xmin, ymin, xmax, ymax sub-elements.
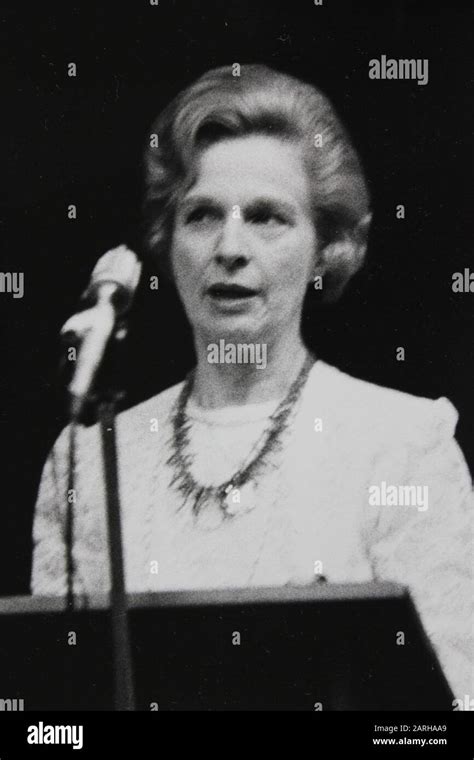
<box><xmin>85</xmin><ymin>245</ymin><xmax>142</xmax><ymax>313</ymax></box>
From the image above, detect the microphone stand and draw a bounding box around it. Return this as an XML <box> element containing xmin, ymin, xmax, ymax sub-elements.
<box><xmin>98</xmin><ymin>392</ymin><xmax>135</xmax><ymax>711</ymax></box>
<box><xmin>66</xmin><ymin>333</ymin><xmax>136</xmax><ymax>711</ymax></box>
<box><xmin>61</xmin><ymin>245</ymin><xmax>141</xmax><ymax>711</ymax></box>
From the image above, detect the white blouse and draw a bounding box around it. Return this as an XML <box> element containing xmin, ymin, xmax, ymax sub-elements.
<box><xmin>31</xmin><ymin>360</ymin><xmax>474</xmax><ymax>700</ymax></box>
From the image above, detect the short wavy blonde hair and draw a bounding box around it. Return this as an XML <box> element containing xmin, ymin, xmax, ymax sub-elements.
<box><xmin>143</xmin><ymin>63</ymin><xmax>372</xmax><ymax>302</ymax></box>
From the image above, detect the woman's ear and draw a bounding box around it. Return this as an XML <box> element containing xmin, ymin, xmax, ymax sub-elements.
<box><xmin>355</xmin><ymin>211</ymin><xmax>373</xmax><ymax>245</ymax></box>
<box><xmin>322</xmin><ymin>211</ymin><xmax>372</xmax><ymax>272</ymax></box>
<box><xmin>313</xmin><ymin>211</ymin><xmax>373</xmax><ymax>301</ymax></box>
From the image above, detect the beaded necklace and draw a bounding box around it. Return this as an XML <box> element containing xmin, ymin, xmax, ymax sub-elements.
<box><xmin>167</xmin><ymin>351</ymin><xmax>316</xmax><ymax>518</ymax></box>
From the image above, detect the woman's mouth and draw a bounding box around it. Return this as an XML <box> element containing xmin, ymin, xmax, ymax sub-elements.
<box><xmin>207</xmin><ymin>283</ymin><xmax>260</xmax><ymax>311</ymax></box>
<box><xmin>207</xmin><ymin>283</ymin><xmax>259</xmax><ymax>299</ymax></box>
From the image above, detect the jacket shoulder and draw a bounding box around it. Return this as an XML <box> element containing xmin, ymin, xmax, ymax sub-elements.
<box><xmin>50</xmin><ymin>378</ymin><xmax>185</xmax><ymax>461</ymax></box>
<box><xmin>314</xmin><ymin>361</ymin><xmax>458</xmax><ymax>446</ymax></box>
<box><xmin>119</xmin><ymin>379</ymin><xmax>184</xmax><ymax>423</ymax></box>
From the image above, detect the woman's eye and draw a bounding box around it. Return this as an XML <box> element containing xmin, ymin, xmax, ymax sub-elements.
<box><xmin>248</xmin><ymin>209</ymin><xmax>286</xmax><ymax>226</ymax></box>
<box><xmin>185</xmin><ymin>207</ymin><xmax>218</xmax><ymax>224</ymax></box>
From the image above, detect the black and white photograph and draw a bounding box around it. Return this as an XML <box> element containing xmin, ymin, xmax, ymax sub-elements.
<box><xmin>0</xmin><ymin>0</ymin><xmax>473</xmax><ymax>752</ymax></box>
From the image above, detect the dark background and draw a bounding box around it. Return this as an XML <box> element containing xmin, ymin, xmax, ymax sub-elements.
<box><xmin>1</xmin><ymin>0</ymin><xmax>472</xmax><ymax>595</ymax></box>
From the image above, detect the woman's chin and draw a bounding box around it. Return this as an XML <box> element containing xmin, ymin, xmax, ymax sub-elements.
<box><xmin>200</xmin><ymin>315</ymin><xmax>267</xmax><ymax>344</ymax></box>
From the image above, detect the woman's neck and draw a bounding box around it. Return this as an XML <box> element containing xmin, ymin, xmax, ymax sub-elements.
<box><xmin>190</xmin><ymin>334</ymin><xmax>310</xmax><ymax>409</ymax></box>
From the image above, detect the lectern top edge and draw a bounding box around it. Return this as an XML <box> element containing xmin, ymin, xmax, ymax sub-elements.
<box><xmin>0</xmin><ymin>581</ymin><xmax>407</xmax><ymax>615</ymax></box>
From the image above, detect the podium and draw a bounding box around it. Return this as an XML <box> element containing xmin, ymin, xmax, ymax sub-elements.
<box><xmin>0</xmin><ymin>583</ymin><xmax>453</xmax><ymax>710</ymax></box>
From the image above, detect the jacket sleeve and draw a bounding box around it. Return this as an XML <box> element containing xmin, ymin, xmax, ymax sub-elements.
<box><xmin>30</xmin><ymin>426</ymin><xmax>71</xmax><ymax>595</ymax></box>
<box><xmin>366</xmin><ymin>397</ymin><xmax>474</xmax><ymax>702</ymax></box>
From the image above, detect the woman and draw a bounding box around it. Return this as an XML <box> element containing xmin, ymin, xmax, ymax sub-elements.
<box><xmin>31</xmin><ymin>64</ymin><xmax>473</xmax><ymax>701</ymax></box>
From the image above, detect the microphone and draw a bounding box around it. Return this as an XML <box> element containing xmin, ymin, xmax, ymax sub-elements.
<box><xmin>61</xmin><ymin>245</ymin><xmax>142</xmax><ymax>419</ymax></box>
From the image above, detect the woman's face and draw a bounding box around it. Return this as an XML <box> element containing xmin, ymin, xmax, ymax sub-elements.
<box><xmin>170</xmin><ymin>134</ymin><xmax>318</xmax><ymax>346</ymax></box>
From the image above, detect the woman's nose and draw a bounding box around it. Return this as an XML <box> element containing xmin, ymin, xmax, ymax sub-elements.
<box><xmin>214</xmin><ymin>216</ymin><xmax>248</xmax><ymax>266</ymax></box>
